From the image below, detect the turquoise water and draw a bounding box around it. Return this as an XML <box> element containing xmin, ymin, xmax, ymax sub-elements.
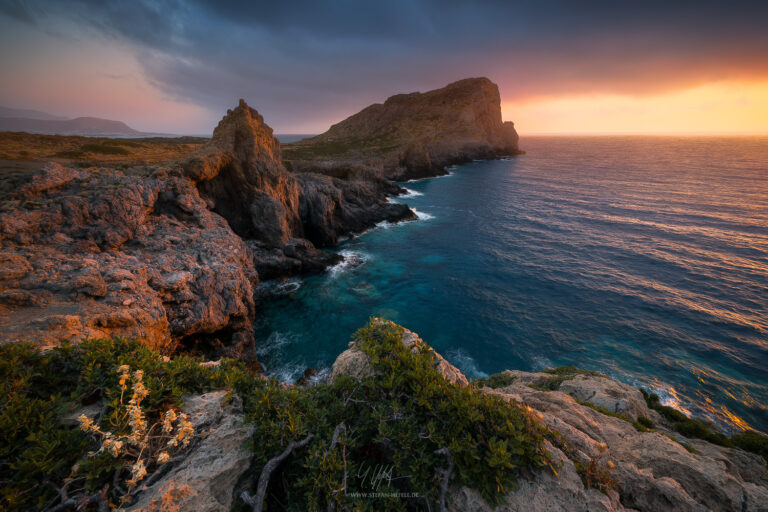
<box><xmin>255</xmin><ymin>136</ymin><xmax>768</xmax><ymax>433</ymax></box>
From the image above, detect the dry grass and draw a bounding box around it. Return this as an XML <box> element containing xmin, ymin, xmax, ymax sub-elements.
<box><xmin>0</xmin><ymin>132</ymin><xmax>208</xmax><ymax>166</ymax></box>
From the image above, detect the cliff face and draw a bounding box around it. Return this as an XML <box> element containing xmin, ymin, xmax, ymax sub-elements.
<box><xmin>183</xmin><ymin>100</ymin><xmax>414</xmax><ymax>273</ymax></box>
<box><xmin>0</xmin><ymin>163</ymin><xmax>258</xmax><ymax>354</ymax></box>
<box><xmin>284</xmin><ymin>77</ymin><xmax>521</xmax><ymax>180</ymax></box>
<box><xmin>0</xmin><ymin>101</ymin><xmax>415</xmax><ymax>352</ymax></box>
<box><xmin>184</xmin><ymin>100</ymin><xmax>302</xmax><ymax>246</ymax></box>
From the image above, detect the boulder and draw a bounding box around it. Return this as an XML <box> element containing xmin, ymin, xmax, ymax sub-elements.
<box><xmin>126</xmin><ymin>391</ymin><xmax>253</xmax><ymax>512</ymax></box>
<box><xmin>558</xmin><ymin>374</ymin><xmax>652</xmax><ymax>421</ymax></box>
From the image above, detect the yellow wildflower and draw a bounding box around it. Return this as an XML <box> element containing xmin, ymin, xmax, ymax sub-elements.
<box><xmin>162</xmin><ymin>409</ymin><xmax>177</xmax><ymax>433</ymax></box>
<box><xmin>102</xmin><ymin>438</ymin><xmax>124</xmax><ymax>457</ymax></box>
<box><xmin>78</xmin><ymin>414</ymin><xmax>96</xmax><ymax>433</ymax></box>
<box><xmin>127</xmin><ymin>460</ymin><xmax>147</xmax><ymax>486</ymax></box>
<box><xmin>157</xmin><ymin>451</ymin><xmax>170</xmax><ymax>464</ymax></box>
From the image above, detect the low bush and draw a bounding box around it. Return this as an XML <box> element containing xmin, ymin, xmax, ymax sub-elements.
<box><xmin>640</xmin><ymin>389</ymin><xmax>768</xmax><ymax>462</ymax></box>
<box><xmin>239</xmin><ymin>319</ymin><xmax>554</xmax><ymax>511</ymax></box>
<box><xmin>2</xmin><ymin>323</ymin><xmax>555</xmax><ymax>512</ymax></box>
<box><xmin>473</xmin><ymin>371</ymin><xmax>517</xmax><ymax>389</ymax></box>
<box><xmin>534</xmin><ymin>365</ymin><xmax>604</xmax><ymax>391</ymax></box>
<box><xmin>0</xmin><ymin>339</ymin><xmax>256</xmax><ymax>511</ymax></box>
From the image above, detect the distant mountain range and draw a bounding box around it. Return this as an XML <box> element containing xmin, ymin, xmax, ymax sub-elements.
<box><xmin>0</xmin><ymin>106</ymin><xmax>160</xmax><ymax>136</ymax></box>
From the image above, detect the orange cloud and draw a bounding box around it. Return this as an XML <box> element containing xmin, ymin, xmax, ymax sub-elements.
<box><xmin>504</xmin><ymin>81</ymin><xmax>768</xmax><ymax>135</ymax></box>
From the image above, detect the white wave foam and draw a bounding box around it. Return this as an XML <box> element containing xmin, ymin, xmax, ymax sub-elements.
<box><xmin>531</xmin><ymin>356</ymin><xmax>554</xmax><ymax>371</ymax></box>
<box><xmin>411</xmin><ymin>208</ymin><xmax>434</xmax><ymax>220</ymax></box>
<box><xmin>405</xmin><ymin>170</ymin><xmax>454</xmax><ymax>183</ymax></box>
<box><xmin>400</xmin><ymin>188</ymin><xmax>424</xmax><ymax>198</ymax></box>
<box><xmin>445</xmin><ymin>348</ymin><xmax>488</xmax><ymax>379</ymax></box>
<box><xmin>255</xmin><ymin>331</ymin><xmax>295</xmax><ymax>357</ymax></box>
<box><xmin>308</xmin><ymin>366</ymin><xmax>330</xmax><ymax>385</ymax></box>
<box><xmin>258</xmin><ymin>278</ymin><xmax>303</xmax><ymax>296</ymax></box>
<box><xmin>328</xmin><ymin>249</ymin><xmax>369</xmax><ymax>276</ymax></box>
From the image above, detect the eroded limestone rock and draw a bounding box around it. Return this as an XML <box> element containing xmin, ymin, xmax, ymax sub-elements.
<box><xmin>126</xmin><ymin>391</ymin><xmax>253</xmax><ymax>512</ymax></box>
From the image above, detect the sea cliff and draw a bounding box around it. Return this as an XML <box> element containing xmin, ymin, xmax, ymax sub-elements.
<box><xmin>0</xmin><ymin>100</ymin><xmax>413</xmax><ymax>354</ymax></box>
<box><xmin>0</xmin><ymin>78</ymin><xmax>518</xmax><ymax>355</ymax></box>
<box><xmin>283</xmin><ymin>77</ymin><xmax>521</xmax><ymax>180</ymax></box>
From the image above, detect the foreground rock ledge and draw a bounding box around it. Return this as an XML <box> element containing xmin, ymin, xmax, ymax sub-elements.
<box><xmin>137</xmin><ymin>320</ymin><xmax>767</xmax><ymax>511</ymax></box>
<box><xmin>326</xmin><ymin>319</ymin><xmax>768</xmax><ymax>512</ymax></box>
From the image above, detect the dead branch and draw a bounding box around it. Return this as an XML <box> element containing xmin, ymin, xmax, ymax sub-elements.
<box><xmin>241</xmin><ymin>433</ymin><xmax>314</xmax><ymax>512</ymax></box>
<box><xmin>435</xmin><ymin>447</ymin><xmax>453</xmax><ymax>512</ymax></box>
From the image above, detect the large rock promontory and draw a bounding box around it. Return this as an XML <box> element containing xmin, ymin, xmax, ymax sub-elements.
<box><xmin>284</xmin><ymin>77</ymin><xmax>521</xmax><ymax>180</ymax></box>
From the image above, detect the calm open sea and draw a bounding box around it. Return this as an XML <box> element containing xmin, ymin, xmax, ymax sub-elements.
<box><xmin>255</xmin><ymin>136</ymin><xmax>768</xmax><ymax>433</ymax></box>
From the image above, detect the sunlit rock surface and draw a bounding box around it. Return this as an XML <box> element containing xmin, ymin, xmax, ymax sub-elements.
<box><xmin>284</xmin><ymin>77</ymin><xmax>521</xmax><ymax>180</ymax></box>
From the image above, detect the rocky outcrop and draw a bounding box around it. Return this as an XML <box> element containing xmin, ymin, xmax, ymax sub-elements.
<box><xmin>329</xmin><ymin>324</ymin><xmax>768</xmax><ymax>512</ymax></box>
<box><xmin>478</xmin><ymin>371</ymin><xmax>768</xmax><ymax>512</ymax></box>
<box><xmin>329</xmin><ymin>318</ymin><xmax>468</xmax><ymax>387</ymax></box>
<box><xmin>0</xmin><ymin>162</ymin><xmax>257</xmax><ymax>353</ymax></box>
<box><xmin>284</xmin><ymin>77</ymin><xmax>521</xmax><ymax>180</ymax></box>
<box><xmin>184</xmin><ymin>100</ymin><xmax>302</xmax><ymax>246</ymax></box>
<box><xmin>126</xmin><ymin>391</ymin><xmax>253</xmax><ymax>512</ymax></box>
<box><xmin>183</xmin><ymin>100</ymin><xmax>414</xmax><ymax>274</ymax></box>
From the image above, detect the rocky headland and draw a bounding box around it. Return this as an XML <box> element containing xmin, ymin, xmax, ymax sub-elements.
<box><xmin>283</xmin><ymin>77</ymin><xmax>521</xmax><ymax>180</ymax></box>
<box><xmin>0</xmin><ymin>99</ymin><xmax>413</xmax><ymax>354</ymax></box>
<box><xmin>0</xmin><ymin>78</ymin><xmax>518</xmax><ymax>355</ymax></box>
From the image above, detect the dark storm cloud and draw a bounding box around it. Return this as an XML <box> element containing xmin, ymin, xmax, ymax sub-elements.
<box><xmin>0</xmin><ymin>0</ymin><xmax>40</xmax><ymax>23</ymax></box>
<box><xmin>2</xmin><ymin>0</ymin><xmax>767</xmax><ymax>130</ymax></box>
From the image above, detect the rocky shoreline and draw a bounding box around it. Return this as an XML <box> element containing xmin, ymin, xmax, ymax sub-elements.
<box><xmin>0</xmin><ymin>78</ymin><xmax>519</xmax><ymax>356</ymax></box>
<box><xmin>3</xmin><ymin>78</ymin><xmax>765</xmax><ymax>511</ymax></box>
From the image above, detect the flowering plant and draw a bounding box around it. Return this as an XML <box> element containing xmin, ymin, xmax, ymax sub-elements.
<box><xmin>79</xmin><ymin>364</ymin><xmax>195</xmax><ymax>493</ymax></box>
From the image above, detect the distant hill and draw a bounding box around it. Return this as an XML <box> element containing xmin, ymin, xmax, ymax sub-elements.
<box><xmin>0</xmin><ymin>106</ymin><xmax>67</xmax><ymax>120</ymax></box>
<box><xmin>0</xmin><ymin>116</ymin><xmax>151</xmax><ymax>136</ymax></box>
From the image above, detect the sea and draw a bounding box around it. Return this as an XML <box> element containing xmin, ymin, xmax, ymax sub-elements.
<box><xmin>256</xmin><ymin>136</ymin><xmax>768</xmax><ymax>433</ymax></box>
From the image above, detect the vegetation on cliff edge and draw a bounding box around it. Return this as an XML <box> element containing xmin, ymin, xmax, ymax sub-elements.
<box><xmin>1</xmin><ymin>320</ymin><xmax>553</xmax><ymax>511</ymax></box>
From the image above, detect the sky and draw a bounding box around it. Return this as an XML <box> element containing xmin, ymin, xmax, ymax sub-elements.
<box><xmin>0</xmin><ymin>0</ymin><xmax>767</xmax><ymax>135</ymax></box>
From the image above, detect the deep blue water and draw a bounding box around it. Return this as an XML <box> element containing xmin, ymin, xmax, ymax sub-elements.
<box><xmin>255</xmin><ymin>136</ymin><xmax>768</xmax><ymax>433</ymax></box>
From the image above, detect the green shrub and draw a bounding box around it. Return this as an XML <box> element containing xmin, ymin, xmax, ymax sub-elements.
<box><xmin>534</xmin><ymin>366</ymin><xmax>604</xmax><ymax>391</ymax></box>
<box><xmin>637</xmin><ymin>416</ymin><xmax>655</xmax><ymax>429</ymax></box>
<box><xmin>240</xmin><ymin>319</ymin><xmax>553</xmax><ymax>511</ymax></box>
<box><xmin>0</xmin><ymin>339</ymin><xmax>256</xmax><ymax>511</ymax></box>
<box><xmin>540</xmin><ymin>365</ymin><xmax>602</xmax><ymax>377</ymax></box>
<box><xmin>474</xmin><ymin>371</ymin><xmax>517</xmax><ymax>389</ymax></box>
<box><xmin>640</xmin><ymin>389</ymin><xmax>768</xmax><ymax>462</ymax></box>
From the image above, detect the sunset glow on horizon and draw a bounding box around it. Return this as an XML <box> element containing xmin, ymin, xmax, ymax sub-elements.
<box><xmin>504</xmin><ymin>81</ymin><xmax>768</xmax><ymax>136</ymax></box>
